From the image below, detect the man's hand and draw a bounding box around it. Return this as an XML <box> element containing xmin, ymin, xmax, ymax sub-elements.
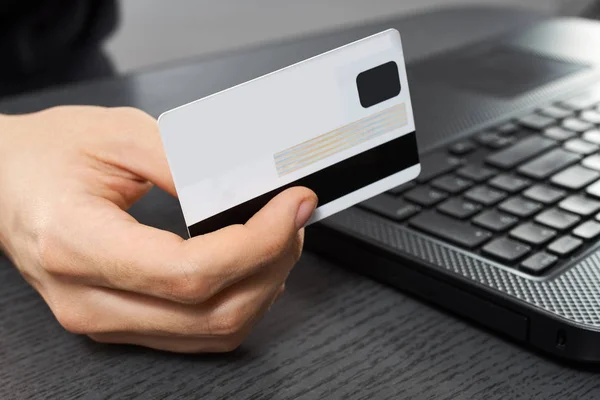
<box><xmin>0</xmin><ymin>106</ymin><xmax>317</xmax><ymax>353</ymax></box>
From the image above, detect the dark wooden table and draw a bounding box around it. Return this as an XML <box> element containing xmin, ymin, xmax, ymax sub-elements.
<box><xmin>3</xmin><ymin>6</ymin><xmax>600</xmax><ymax>399</ymax></box>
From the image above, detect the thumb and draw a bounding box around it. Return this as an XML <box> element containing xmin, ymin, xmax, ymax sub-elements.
<box><xmin>245</xmin><ymin>187</ymin><xmax>318</xmax><ymax>239</ymax></box>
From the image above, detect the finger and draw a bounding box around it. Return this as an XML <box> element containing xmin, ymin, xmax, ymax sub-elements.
<box><xmin>50</xmin><ymin>188</ymin><xmax>313</xmax><ymax>304</ymax></box>
<box><xmin>92</xmin><ymin>107</ymin><xmax>177</xmax><ymax>197</ymax></box>
<box><xmin>86</xmin><ymin>285</ymin><xmax>284</xmax><ymax>354</ymax></box>
<box><xmin>48</xmin><ymin>252</ymin><xmax>290</xmax><ymax>339</ymax></box>
<box><xmin>180</xmin><ymin>186</ymin><xmax>313</xmax><ymax>298</ymax></box>
<box><xmin>32</xmin><ymin>105</ymin><xmax>176</xmax><ymax>197</ymax></box>
<box><xmin>186</xmin><ymin>186</ymin><xmax>316</xmax><ymax>286</ymax></box>
<box><xmin>120</xmin><ymin>109</ymin><xmax>177</xmax><ymax>196</ymax></box>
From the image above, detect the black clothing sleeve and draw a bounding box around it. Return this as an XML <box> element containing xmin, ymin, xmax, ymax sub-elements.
<box><xmin>0</xmin><ymin>0</ymin><xmax>118</xmax><ymax>98</ymax></box>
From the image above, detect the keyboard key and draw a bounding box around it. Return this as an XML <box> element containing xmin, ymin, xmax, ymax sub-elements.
<box><xmin>479</xmin><ymin>131</ymin><xmax>517</xmax><ymax>148</ymax></box>
<box><xmin>523</xmin><ymin>184</ymin><xmax>566</xmax><ymax>204</ymax></box>
<box><xmin>437</xmin><ymin>198</ymin><xmax>481</xmax><ymax>219</ymax></box>
<box><xmin>517</xmin><ymin>148</ymin><xmax>581</xmax><ymax>179</ymax></box>
<box><xmin>534</xmin><ymin>209</ymin><xmax>580</xmax><ymax>230</ymax></box>
<box><xmin>510</xmin><ymin>223</ymin><xmax>556</xmax><ymax>246</ymax></box>
<box><xmin>486</xmin><ymin>136</ymin><xmax>556</xmax><ymax>169</ymax></box>
<box><xmin>456</xmin><ymin>164</ymin><xmax>497</xmax><ymax>182</ymax></box>
<box><xmin>521</xmin><ymin>252</ymin><xmax>558</xmax><ymax>275</ymax></box>
<box><xmin>582</xmin><ymin>154</ymin><xmax>600</xmax><ymax>171</ymax></box>
<box><xmin>417</xmin><ymin>153</ymin><xmax>463</xmax><ymax>183</ymax></box>
<box><xmin>573</xmin><ymin>220</ymin><xmax>600</xmax><ymax>240</ymax></box>
<box><xmin>551</xmin><ymin>165</ymin><xmax>600</xmax><ymax>190</ymax></box>
<box><xmin>559</xmin><ymin>195</ymin><xmax>600</xmax><ymax>216</ymax></box>
<box><xmin>487</xmin><ymin>136</ymin><xmax>515</xmax><ymax>149</ymax></box>
<box><xmin>360</xmin><ymin>195</ymin><xmax>421</xmax><ymax>222</ymax></box>
<box><xmin>538</xmin><ymin>105</ymin><xmax>573</xmax><ymax>119</ymax></box>
<box><xmin>449</xmin><ymin>141</ymin><xmax>476</xmax><ymax>155</ymax></box>
<box><xmin>562</xmin><ymin>117</ymin><xmax>595</xmax><ymax>133</ymax></box>
<box><xmin>510</xmin><ymin>222</ymin><xmax>556</xmax><ymax>246</ymax></box>
<box><xmin>518</xmin><ymin>113</ymin><xmax>555</xmax><ymax>130</ymax></box>
<box><xmin>563</xmin><ymin>138</ymin><xmax>599</xmax><ymax>155</ymax></box>
<box><xmin>499</xmin><ymin>197</ymin><xmax>543</xmax><ymax>218</ymax></box>
<box><xmin>543</xmin><ymin>126</ymin><xmax>576</xmax><ymax>141</ymax></box>
<box><xmin>409</xmin><ymin>211</ymin><xmax>492</xmax><ymax>249</ymax></box>
<box><xmin>482</xmin><ymin>238</ymin><xmax>531</xmax><ymax>263</ymax></box>
<box><xmin>404</xmin><ymin>186</ymin><xmax>448</xmax><ymax>207</ymax></box>
<box><xmin>431</xmin><ymin>175</ymin><xmax>473</xmax><ymax>194</ymax></box>
<box><xmin>489</xmin><ymin>174</ymin><xmax>530</xmax><ymax>193</ymax></box>
<box><xmin>582</xmin><ymin>129</ymin><xmax>600</xmax><ymax>145</ymax></box>
<box><xmin>472</xmin><ymin>210</ymin><xmax>519</xmax><ymax>232</ymax></box>
<box><xmin>547</xmin><ymin>235</ymin><xmax>583</xmax><ymax>256</ymax></box>
<box><xmin>586</xmin><ymin>180</ymin><xmax>600</xmax><ymax>199</ymax></box>
<box><xmin>464</xmin><ymin>185</ymin><xmax>507</xmax><ymax>206</ymax></box>
<box><xmin>386</xmin><ymin>181</ymin><xmax>416</xmax><ymax>196</ymax></box>
<box><xmin>496</xmin><ymin>122</ymin><xmax>519</xmax><ymax>135</ymax></box>
<box><xmin>559</xmin><ymin>91</ymin><xmax>600</xmax><ymax>110</ymax></box>
<box><xmin>581</xmin><ymin>110</ymin><xmax>600</xmax><ymax>124</ymax></box>
<box><xmin>476</xmin><ymin>131</ymin><xmax>501</xmax><ymax>147</ymax></box>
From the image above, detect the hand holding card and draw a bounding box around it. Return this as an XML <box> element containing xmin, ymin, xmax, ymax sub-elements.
<box><xmin>159</xmin><ymin>29</ymin><xmax>420</xmax><ymax>237</ymax></box>
<box><xmin>0</xmin><ymin>106</ymin><xmax>319</xmax><ymax>353</ymax></box>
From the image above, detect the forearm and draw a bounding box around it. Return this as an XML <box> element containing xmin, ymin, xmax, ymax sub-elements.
<box><xmin>0</xmin><ymin>114</ymin><xmax>13</xmax><ymax>253</ymax></box>
<box><xmin>0</xmin><ymin>115</ymin><xmax>7</xmax><ymax>252</ymax></box>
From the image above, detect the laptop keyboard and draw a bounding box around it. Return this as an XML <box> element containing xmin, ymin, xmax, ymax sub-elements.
<box><xmin>357</xmin><ymin>90</ymin><xmax>600</xmax><ymax>276</ymax></box>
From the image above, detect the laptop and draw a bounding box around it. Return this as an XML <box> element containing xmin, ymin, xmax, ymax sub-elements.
<box><xmin>305</xmin><ymin>17</ymin><xmax>600</xmax><ymax>363</ymax></box>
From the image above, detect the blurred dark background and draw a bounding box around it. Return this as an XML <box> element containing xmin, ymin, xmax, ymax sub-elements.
<box><xmin>102</xmin><ymin>0</ymin><xmax>600</xmax><ymax>73</ymax></box>
<box><xmin>1</xmin><ymin>0</ymin><xmax>600</xmax><ymax>100</ymax></box>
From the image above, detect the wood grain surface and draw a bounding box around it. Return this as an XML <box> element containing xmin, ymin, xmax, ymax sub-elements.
<box><xmin>3</xmin><ymin>7</ymin><xmax>599</xmax><ymax>400</ymax></box>
<box><xmin>2</xmin><ymin>188</ymin><xmax>600</xmax><ymax>400</ymax></box>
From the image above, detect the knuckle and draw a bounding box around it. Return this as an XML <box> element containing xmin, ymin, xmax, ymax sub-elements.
<box><xmin>208</xmin><ymin>310</ymin><xmax>249</xmax><ymax>337</ymax></box>
<box><xmin>41</xmin><ymin>105</ymin><xmax>74</xmax><ymax>116</ymax></box>
<box><xmin>53</xmin><ymin>304</ymin><xmax>90</xmax><ymax>335</ymax></box>
<box><xmin>115</xmin><ymin>105</ymin><xmax>145</xmax><ymax>116</ymax></box>
<box><xmin>115</xmin><ymin>106</ymin><xmax>154</xmax><ymax>125</ymax></box>
<box><xmin>169</xmin><ymin>278</ymin><xmax>212</xmax><ymax>304</ymax></box>
<box><xmin>112</xmin><ymin>107</ymin><xmax>158</xmax><ymax>141</ymax></box>
<box><xmin>36</xmin><ymin>229</ymin><xmax>65</xmax><ymax>276</ymax></box>
<box><xmin>42</xmin><ymin>105</ymin><xmax>101</xmax><ymax>120</ymax></box>
<box><xmin>165</xmin><ymin>264</ymin><xmax>215</xmax><ymax>304</ymax></box>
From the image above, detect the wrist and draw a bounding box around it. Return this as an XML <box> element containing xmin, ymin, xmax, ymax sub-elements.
<box><xmin>0</xmin><ymin>114</ymin><xmax>10</xmax><ymax>160</ymax></box>
<box><xmin>0</xmin><ymin>114</ymin><xmax>12</xmax><ymax>252</ymax></box>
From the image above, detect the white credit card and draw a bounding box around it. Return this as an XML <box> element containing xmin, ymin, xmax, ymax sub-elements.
<box><xmin>158</xmin><ymin>28</ymin><xmax>420</xmax><ymax>237</ymax></box>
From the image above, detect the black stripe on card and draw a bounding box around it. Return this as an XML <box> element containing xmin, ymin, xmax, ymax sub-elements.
<box><xmin>188</xmin><ymin>130</ymin><xmax>419</xmax><ymax>237</ymax></box>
